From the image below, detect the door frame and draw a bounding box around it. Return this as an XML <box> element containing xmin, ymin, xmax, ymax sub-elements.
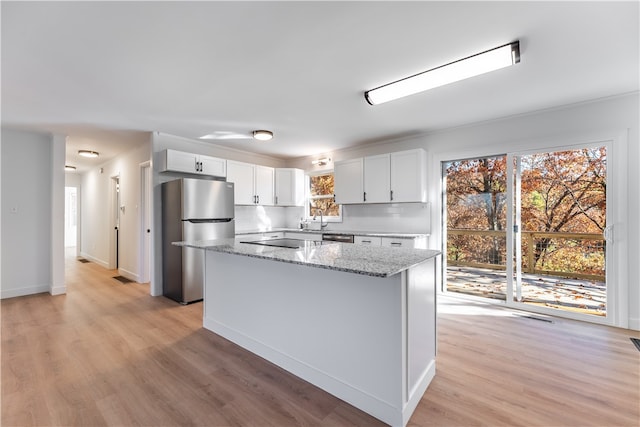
<box><xmin>139</xmin><ymin>161</ymin><xmax>152</xmax><ymax>283</ymax></box>
<box><xmin>109</xmin><ymin>173</ymin><xmax>120</xmax><ymax>270</ymax></box>
<box><xmin>435</xmin><ymin>130</ymin><xmax>629</xmax><ymax>328</ymax></box>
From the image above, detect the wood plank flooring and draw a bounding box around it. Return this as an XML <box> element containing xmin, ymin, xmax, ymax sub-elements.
<box><xmin>2</xmin><ymin>252</ymin><xmax>639</xmax><ymax>426</ymax></box>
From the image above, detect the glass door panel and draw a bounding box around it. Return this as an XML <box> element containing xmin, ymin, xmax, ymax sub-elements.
<box><xmin>444</xmin><ymin>156</ymin><xmax>508</xmax><ymax>301</ymax></box>
<box><xmin>514</xmin><ymin>147</ymin><xmax>607</xmax><ymax>317</ymax></box>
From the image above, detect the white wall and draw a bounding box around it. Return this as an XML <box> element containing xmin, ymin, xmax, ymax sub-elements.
<box><xmin>80</xmin><ymin>140</ymin><xmax>152</xmax><ymax>282</ymax></box>
<box><xmin>286</xmin><ymin>93</ymin><xmax>640</xmax><ymax>330</ymax></box>
<box><xmin>1</xmin><ymin>129</ymin><xmax>65</xmax><ymax>298</ymax></box>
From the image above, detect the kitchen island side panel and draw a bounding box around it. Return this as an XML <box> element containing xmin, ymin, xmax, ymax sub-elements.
<box><xmin>202</xmin><ymin>250</ymin><xmax>437</xmax><ymax>426</ymax></box>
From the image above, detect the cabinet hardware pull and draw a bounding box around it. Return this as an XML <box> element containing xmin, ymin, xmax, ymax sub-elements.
<box><xmin>257</xmin><ymin>195</ymin><xmax>260</xmax><ymax>204</ymax></box>
<box><xmin>275</xmin><ymin>196</ymin><xmax>278</xmax><ymax>205</ymax></box>
<box><xmin>390</xmin><ymin>190</ymin><xmax>393</xmax><ymax>201</ymax></box>
<box><xmin>390</xmin><ymin>242</ymin><xmax>402</xmax><ymax>246</ymax></box>
<box><xmin>363</xmin><ymin>240</ymin><xmax>371</xmax><ymax>243</ymax></box>
<box><xmin>363</xmin><ymin>191</ymin><xmax>366</xmax><ymax>202</ymax></box>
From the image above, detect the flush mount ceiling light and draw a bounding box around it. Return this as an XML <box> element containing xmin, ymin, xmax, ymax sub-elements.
<box><xmin>78</xmin><ymin>150</ymin><xmax>99</xmax><ymax>158</ymax></box>
<box><xmin>65</xmin><ymin>165</ymin><xmax>76</xmax><ymax>171</ymax></box>
<box><xmin>252</xmin><ymin>130</ymin><xmax>274</xmax><ymax>141</ymax></box>
<box><xmin>311</xmin><ymin>157</ymin><xmax>331</xmax><ymax>166</ymax></box>
<box><xmin>364</xmin><ymin>41</ymin><xmax>520</xmax><ymax>105</ymax></box>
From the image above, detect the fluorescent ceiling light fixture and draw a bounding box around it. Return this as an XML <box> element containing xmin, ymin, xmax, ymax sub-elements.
<box><xmin>311</xmin><ymin>157</ymin><xmax>331</xmax><ymax>166</ymax></box>
<box><xmin>365</xmin><ymin>41</ymin><xmax>520</xmax><ymax>105</ymax></box>
<box><xmin>78</xmin><ymin>150</ymin><xmax>99</xmax><ymax>158</ymax></box>
<box><xmin>65</xmin><ymin>165</ymin><xmax>76</xmax><ymax>171</ymax></box>
<box><xmin>199</xmin><ymin>131</ymin><xmax>251</xmax><ymax>140</ymax></box>
<box><xmin>253</xmin><ymin>130</ymin><xmax>273</xmax><ymax>141</ymax></box>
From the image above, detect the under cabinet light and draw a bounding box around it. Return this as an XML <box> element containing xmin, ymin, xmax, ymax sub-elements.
<box><xmin>365</xmin><ymin>41</ymin><xmax>520</xmax><ymax>105</ymax></box>
<box><xmin>78</xmin><ymin>150</ymin><xmax>99</xmax><ymax>158</ymax></box>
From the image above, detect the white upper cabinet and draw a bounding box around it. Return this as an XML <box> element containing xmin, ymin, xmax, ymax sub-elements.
<box><xmin>334</xmin><ymin>149</ymin><xmax>426</xmax><ymax>204</ymax></box>
<box><xmin>254</xmin><ymin>165</ymin><xmax>275</xmax><ymax>206</ymax></box>
<box><xmin>363</xmin><ymin>154</ymin><xmax>391</xmax><ymax>203</ymax></box>
<box><xmin>334</xmin><ymin>158</ymin><xmax>364</xmax><ymax>204</ymax></box>
<box><xmin>227</xmin><ymin>160</ymin><xmax>274</xmax><ymax>206</ymax></box>
<box><xmin>159</xmin><ymin>149</ymin><xmax>226</xmax><ymax>178</ymax></box>
<box><xmin>275</xmin><ymin>168</ymin><xmax>304</xmax><ymax>206</ymax></box>
<box><xmin>390</xmin><ymin>149</ymin><xmax>426</xmax><ymax>203</ymax></box>
<box><xmin>199</xmin><ymin>154</ymin><xmax>227</xmax><ymax>178</ymax></box>
<box><xmin>227</xmin><ymin>161</ymin><xmax>255</xmax><ymax>205</ymax></box>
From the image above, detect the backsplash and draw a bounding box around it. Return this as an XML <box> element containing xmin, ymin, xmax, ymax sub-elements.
<box><xmin>236</xmin><ymin>203</ymin><xmax>431</xmax><ymax>234</ymax></box>
<box><xmin>235</xmin><ymin>205</ymin><xmax>290</xmax><ymax>232</ymax></box>
<box><xmin>329</xmin><ymin>203</ymin><xmax>431</xmax><ymax>234</ymax></box>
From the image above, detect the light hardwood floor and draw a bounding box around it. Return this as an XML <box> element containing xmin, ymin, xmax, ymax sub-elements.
<box><xmin>2</xmin><ymin>252</ymin><xmax>639</xmax><ymax>426</ymax></box>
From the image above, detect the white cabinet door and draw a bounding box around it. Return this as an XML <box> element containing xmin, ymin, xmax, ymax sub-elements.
<box><xmin>354</xmin><ymin>236</ymin><xmax>382</xmax><ymax>246</ymax></box>
<box><xmin>275</xmin><ymin>168</ymin><xmax>304</xmax><ymax>206</ymax></box>
<box><xmin>381</xmin><ymin>237</ymin><xmax>414</xmax><ymax>248</ymax></box>
<box><xmin>285</xmin><ymin>232</ymin><xmax>322</xmax><ymax>241</ymax></box>
<box><xmin>200</xmin><ymin>154</ymin><xmax>226</xmax><ymax>178</ymax></box>
<box><xmin>334</xmin><ymin>158</ymin><xmax>364</xmax><ymax>204</ymax></box>
<box><xmin>227</xmin><ymin>161</ymin><xmax>255</xmax><ymax>205</ymax></box>
<box><xmin>162</xmin><ymin>149</ymin><xmax>197</xmax><ymax>173</ymax></box>
<box><xmin>255</xmin><ymin>166</ymin><xmax>275</xmax><ymax>206</ymax></box>
<box><xmin>364</xmin><ymin>154</ymin><xmax>390</xmax><ymax>203</ymax></box>
<box><xmin>390</xmin><ymin>149</ymin><xmax>427</xmax><ymax>203</ymax></box>
<box><xmin>160</xmin><ymin>149</ymin><xmax>226</xmax><ymax>177</ymax></box>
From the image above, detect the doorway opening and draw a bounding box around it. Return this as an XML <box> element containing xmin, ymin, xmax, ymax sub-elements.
<box><xmin>65</xmin><ymin>186</ymin><xmax>78</xmax><ymax>249</ymax></box>
<box><xmin>443</xmin><ymin>144</ymin><xmax>609</xmax><ymax>322</ymax></box>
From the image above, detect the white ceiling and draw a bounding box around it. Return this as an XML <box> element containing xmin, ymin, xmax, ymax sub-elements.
<box><xmin>2</xmin><ymin>1</ymin><xmax>638</xmax><ymax>171</ymax></box>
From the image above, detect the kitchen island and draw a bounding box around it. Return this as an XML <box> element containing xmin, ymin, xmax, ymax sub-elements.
<box><xmin>176</xmin><ymin>238</ymin><xmax>440</xmax><ymax>427</ymax></box>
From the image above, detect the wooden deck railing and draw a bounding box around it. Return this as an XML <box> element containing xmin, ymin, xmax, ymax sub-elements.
<box><xmin>447</xmin><ymin>229</ymin><xmax>605</xmax><ymax>282</ymax></box>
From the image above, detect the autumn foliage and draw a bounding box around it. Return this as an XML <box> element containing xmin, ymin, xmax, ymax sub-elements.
<box><xmin>446</xmin><ymin>147</ymin><xmax>607</xmax><ymax>277</ymax></box>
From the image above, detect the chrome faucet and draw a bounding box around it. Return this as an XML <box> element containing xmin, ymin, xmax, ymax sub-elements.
<box><xmin>313</xmin><ymin>209</ymin><xmax>329</xmax><ymax>229</ymax></box>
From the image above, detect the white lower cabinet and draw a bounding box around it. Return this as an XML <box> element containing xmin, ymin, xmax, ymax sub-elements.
<box><xmin>284</xmin><ymin>232</ymin><xmax>322</xmax><ymax>241</ymax></box>
<box><xmin>381</xmin><ymin>238</ymin><xmax>409</xmax><ymax>248</ymax></box>
<box><xmin>354</xmin><ymin>236</ymin><xmax>382</xmax><ymax>246</ymax></box>
<box><xmin>353</xmin><ymin>235</ymin><xmax>426</xmax><ymax>249</ymax></box>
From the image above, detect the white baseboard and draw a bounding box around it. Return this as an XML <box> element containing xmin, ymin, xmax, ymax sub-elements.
<box><xmin>629</xmin><ymin>317</ymin><xmax>640</xmax><ymax>331</ymax></box>
<box><xmin>50</xmin><ymin>285</ymin><xmax>67</xmax><ymax>296</ymax></box>
<box><xmin>1</xmin><ymin>284</ymin><xmax>50</xmax><ymax>299</ymax></box>
<box><xmin>79</xmin><ymin>252</ymin><xmax>109</xmax><ymax>269</ymax></box>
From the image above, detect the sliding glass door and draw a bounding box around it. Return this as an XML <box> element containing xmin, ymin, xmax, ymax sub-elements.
<box><xmin>444</xmin><ymin>156</ymin><xmax>508</xmax><ymax>301</ymax></box>
<box><xmin>508</xmin><ymin>146</ymin><xmax>608</xmax><ymax>318</ymax></box>
<box><xmin>444</xmin><ymin>144</ymin><xmax>610</xmax><ymax>322</ymax></box>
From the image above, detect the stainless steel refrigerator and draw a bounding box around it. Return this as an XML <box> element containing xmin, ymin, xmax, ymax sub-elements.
<box><xmin>161</xmin><ymin>178</ymin><xmax>235</xmax><ymax>304</ymax></box>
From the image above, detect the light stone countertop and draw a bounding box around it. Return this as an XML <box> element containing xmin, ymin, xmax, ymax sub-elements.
<box><xmin>175</xmin><ymin>238</ymin><xmax>440</xmax><ymax>278</ymax></box>
<box><xmin>236</xmin><ymin>228</ymin><xmax>429</xmax><ymax>239</ymax></box>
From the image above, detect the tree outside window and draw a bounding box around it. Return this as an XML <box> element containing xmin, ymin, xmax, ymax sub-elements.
<box><xmin>308</xmin><ymin>173</ymin><xmax>341</xmax><ymax>219</ymax></box>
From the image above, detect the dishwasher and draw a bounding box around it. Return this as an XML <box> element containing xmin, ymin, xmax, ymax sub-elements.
<box><xmin>322</xmin><ymin>233</ymin><xmax>354</xmax><ymax>243</ymax></box>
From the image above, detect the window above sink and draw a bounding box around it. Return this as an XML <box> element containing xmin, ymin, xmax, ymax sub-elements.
<box><xmin>306</xmin><ymin>171</ymin><xmax>342</xmax><ymax>223</ymax></box>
